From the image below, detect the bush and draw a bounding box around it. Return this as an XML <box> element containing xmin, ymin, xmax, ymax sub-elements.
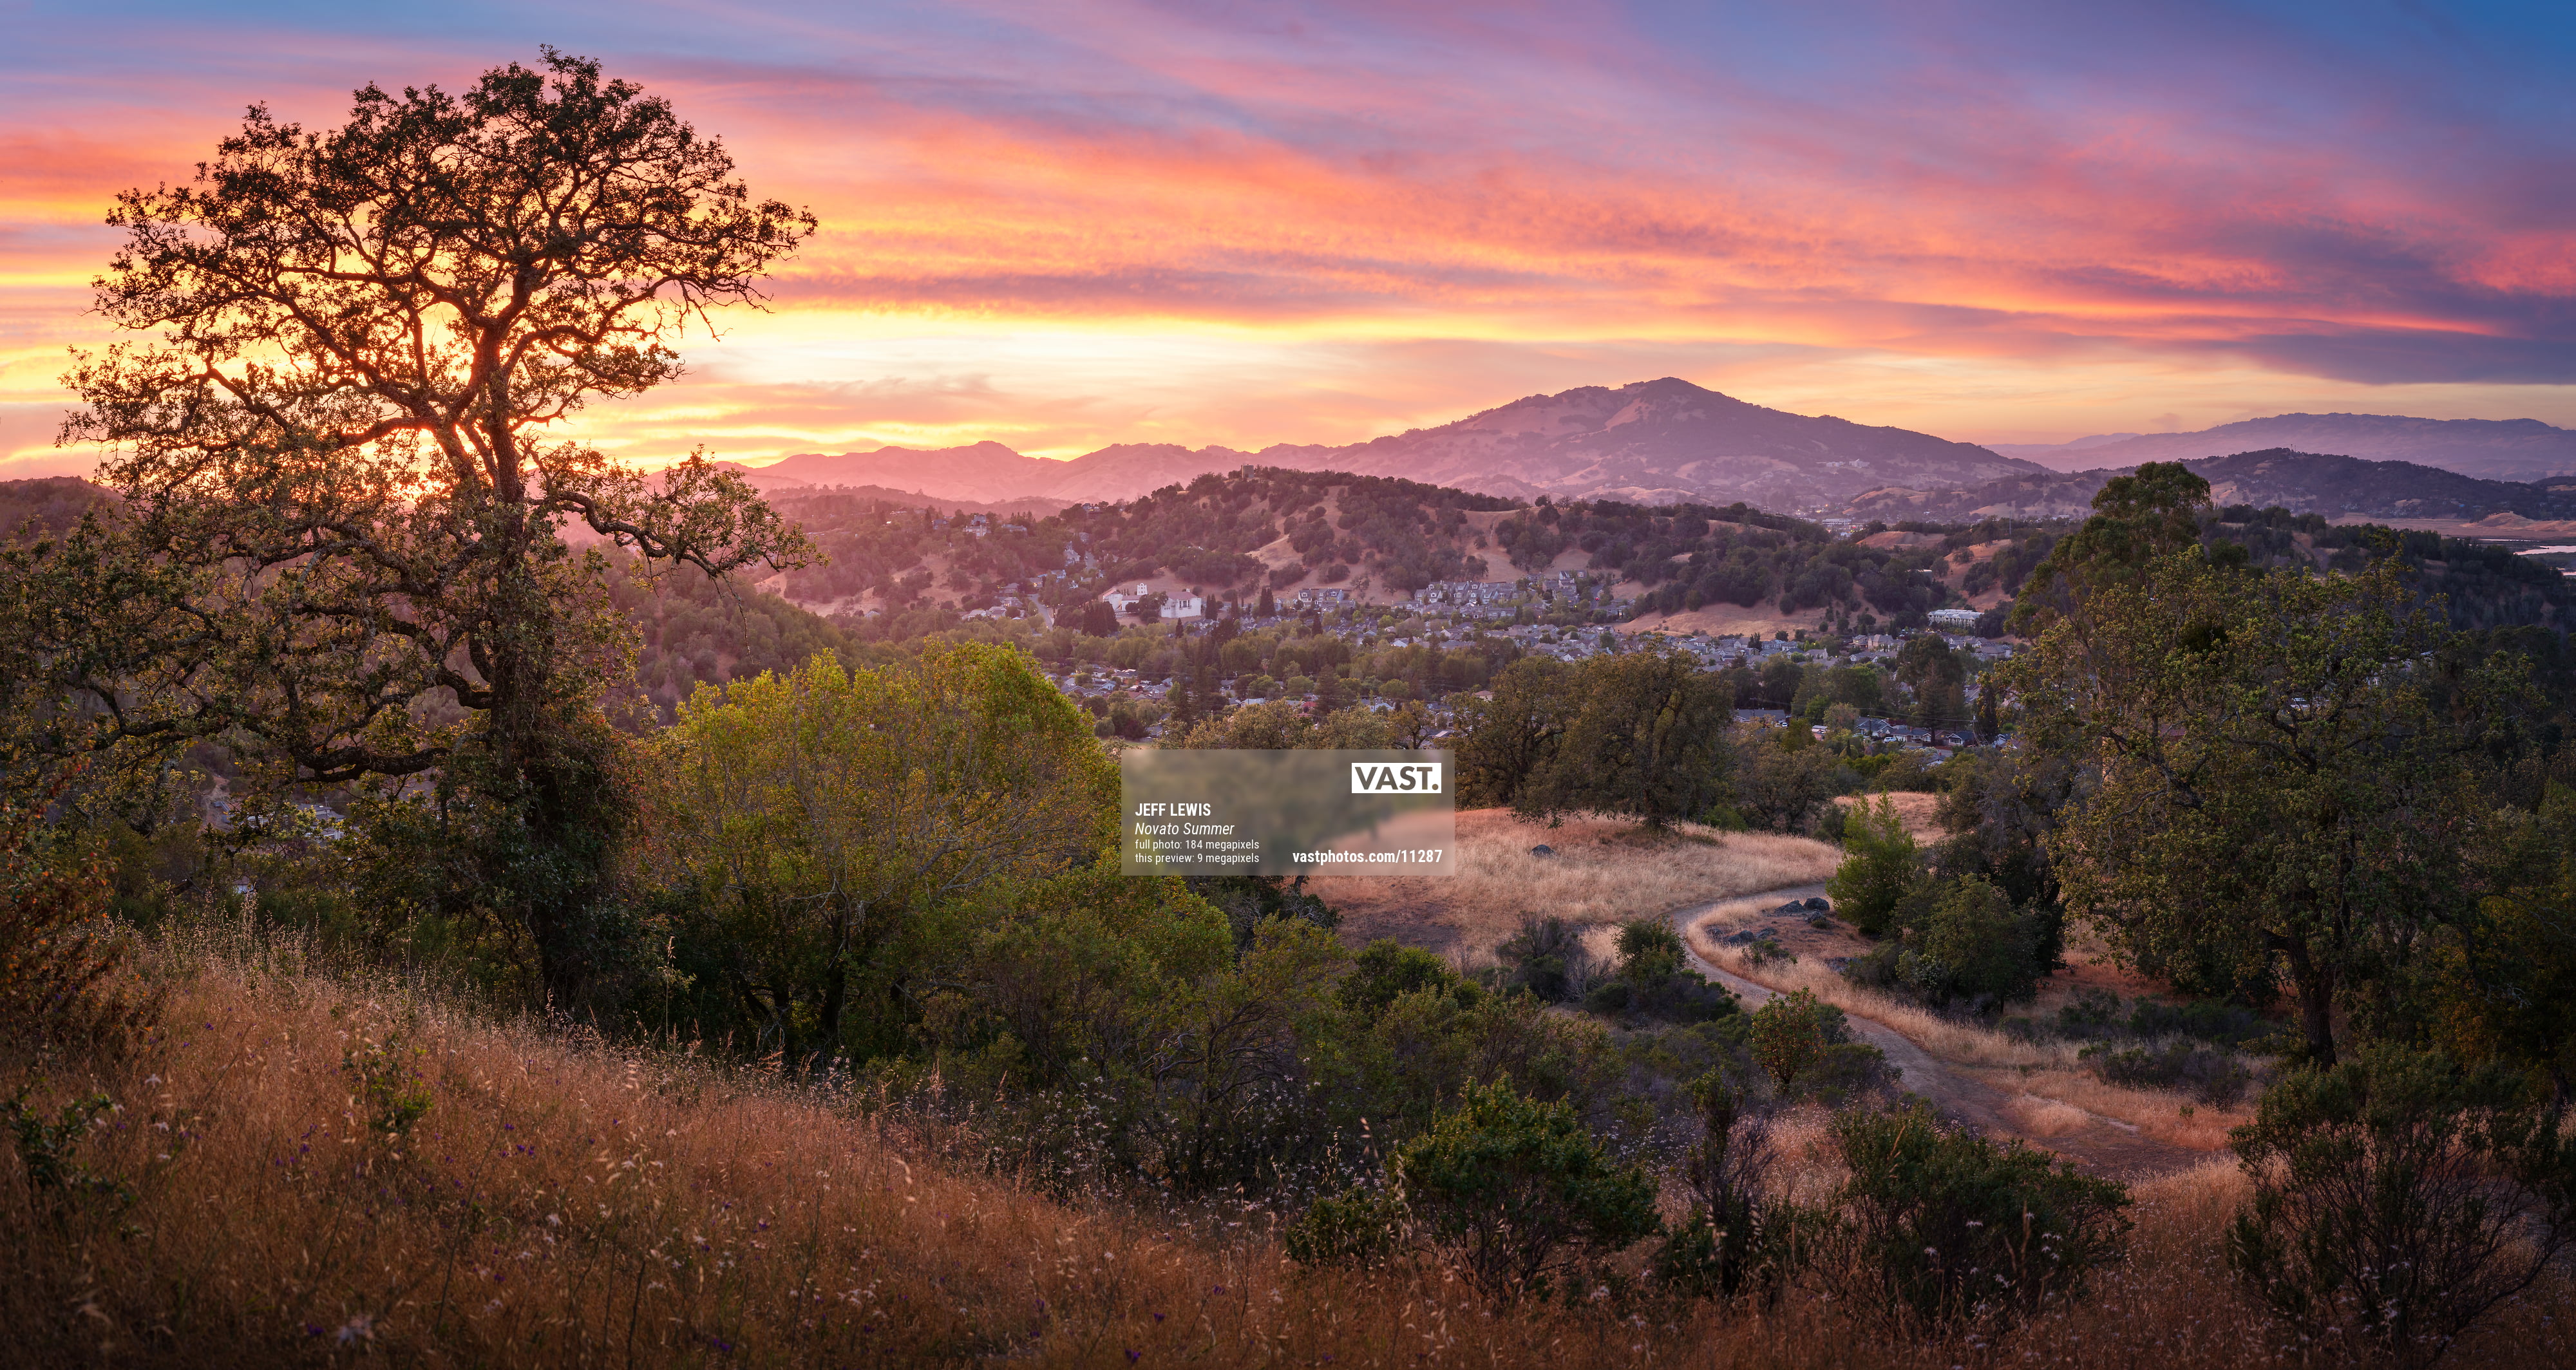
<box><xmin>1283</xmin><ymin>1184</ymin><xmax>1406</xmax><ymax>1270</ymax></box>
<box><xmin>1808</xmin><ymin>1103</ymin><xmax>2132</xmax><ymax>1328</ymax></box>
<box><xmin>1497</xmin><ymin>915</ymin><xmax>1601</xmax><ymax>1003</ymax></box>
<box><xmin>1582</xmin><ymin>920</ymin><xmax>1738</xmax><ymax>1024</ymax></box>
<box><xmin>2126</xmin><ymin>997</ymin><xmax>2269</xmax><ymax>1047</ymax></box>
<box><xmin>1342</xmin><ymin>939</ymin><xmax>1473</xmax><ymax>1016</ymax></box>
<box><xmin>1746</xmin><ymin>990</ymin><xmax>1889</xmax><ymax>1102</ymax></box>
<box><xmin>1653</xmin><ymin>1072</ymin><xmax>1780</xmax><ymax>1299</ymax></box>
<box><xmin>1394</xmin><ymin>1078</ymin><xmax>1662</xmax><ymax>1300</ymax></box>
<box><xmin>1839</xmin><ymin>875</ymin><xmax>2051</xmax><ymax>1009</ymax></box>
<box><xmin>1824</xmin><ymin>796</ymin><xmax>1921</xmax><ymax>935</ymax></box>
<box><xmin>2225</xmin><ymin>1046</ymin><xmax>2576</xmax><ymax>1364</ymax></box>
<box><xmin>1907</xmin><ymin>876</ymin><xmax>2042</xmax><ymax>1004</ymax></box>
<box><xmin>2081</xmin><ymin>1040</ymin><xmax>2252</xmax><ymax>1108</ymax></box>
<box><xmin>0</xmin><ymin>790</ymin><xmax>153</xmax><ymax>1050</ymax></box>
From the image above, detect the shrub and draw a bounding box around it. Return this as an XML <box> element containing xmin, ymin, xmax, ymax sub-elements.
<box><xmin>1283</xmin><ymin>1184</ymin><xmax>1406</xmax><ymax>1270</ymax></box>
<box><xmin>1809</xmin><ymin>1103</ymin><xmax>2132</xmax><ymax>1328</ymax></box>
<box><xmin>1394</xmin><ymin>1078</ymin><xmax>1662</xmax><ymax>1300</ymax></box>
<box><xmin>2081</xmin><ymin>1040</ymin><xmax>2252</xmax><ymax>1108</ymax></box>
<box><xmin>1342</xmin><ymin>939</ymin><xmax>1472</xmax><ymax>1016</ymax></box>
<box><xmin>0</xmin><ymin>789</ymin><xmax>153</xmax><ymax>1049</ymax></box>
<box><xmin>1748</xmin><ymin>990</ymin><xmax>1832</xmax><ymax>1093</ymax></box>
<box><xmin>2225</xmin><ymin>1046</ymin><xmax>2576</xmax><ymax>1365</ymax></box>
<box><xmin>1583</xmin><ymin>920</ymin><xmax>1738</xmax><ymax>1024</ymax></box>
<box><xmin>1653</xmin><ymin>1072</ymin><xmax>1780</xmax><ymax>1299</ymax></box>
<box><xmin>1746</xmin><ymin>990</ymin><xmax>1888</xmax><ymax>1101</ymax></box>
<box><xmin>1825</xmin><ymin>796</ymin><xmax>1921</xmax><ymax>935</ymax></box>
<box><xmin>3</xmin><ymin>1080</ymin><xmax>135</xmax><ymax>1222</ymax></box>
<box><xmin>1497</xmin><ymin>916</ymin><xmax>1600</xmax><ymax>1003</ymax></box>
<box><xmin>2054</xmin><ymin>987</ymin><xmax>2123</xmax><ymax>1038</ymax></box>
<box><xmin>2126</xmin><ymin>997</ymin><xmax>2269</xmax><ymax>1047</ymax></box>
<box><xmin>1906</xmin><ymin>875</ymin><xmax>2043</xmax><ymax>1004</ymax></box>
<box><xmin>343</xmin><ymin>1031</ymin><xmax>434</xmax><ymax>1136</ymax></box>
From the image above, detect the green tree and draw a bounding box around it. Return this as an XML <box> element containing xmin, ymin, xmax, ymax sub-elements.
<box><xmin>1732</xmin><ymin>726</ymin><xmax>1842</xmax><ymax>832</ymax></box>
<box><xmin>2011</xmin><ymin>552</ymin><xmax>2509</xmax><ymax>1064</ymax></box>
<box><xmin>1900</xmin><ymin>874</ymin><xmax>2049</xmax><ymax>1006</ymax></box>
<box><xmin>17</xmin><ymin>51</ymin><xmax>815</xmax><ymax>998</ymax></box>
<box><xmin>659</xmin><ymin>645</ymin><xmax>1115</xmax><ymax>1065</ymax></box>
<box><xmin>1826</xmin><ymin>796</ymin><xmax>1922</xmax><ymax>936</ymax></box>
<box><xmin>1450</xmin><ymin>657</ymin><xmax>1578</xmax><ymax>809</ymax></box>
<box><xmin>1525</xmin><ymin>648</ymin><xmax>1734</xmax><ymax>826</ymax></box>
<box><xmin>1894</xmin><ymin>635</ymin><xmax>1967</xmax><ymax>735</ymax></box>
<box><xmin>2011</xmin><ymin>460</ymin><xmax>2212</xmax><ymax>633</ymax></box>
<box><xmin>1394</xmin><ymin>1077</ymin><xmax>1661</xmax><ymax>1300</ymax></box>
<box><xmin>2430</xmin><ymin>784</ymin><xmax>2576</xmax><ymax>1111</ymax></box>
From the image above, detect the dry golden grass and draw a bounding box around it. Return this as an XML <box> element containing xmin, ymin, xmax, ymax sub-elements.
<box><xmin>1829</xmin><ymin>790</ymin><xmax>1948</xmax><ymax>841</ymax></box>
<box><xmin>7</xmin><ymin>938</ymin><xmax>2575</xmax><ymax>1368</ymax></box>
<box><xmin>1316</xmin><ymin>808</ymin><xmax>1841</xmax><ymax>959</ymax></box>
<box><xmin>1687</xmin><ymin>915</ymin><xmax>2256</xmax><ymax>1152</ymax></box>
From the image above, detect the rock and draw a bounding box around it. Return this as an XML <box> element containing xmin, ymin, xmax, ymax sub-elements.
<box><xmin>1806</xmin><ymin>914</ymin><xmax>1835</xmax><ymax>930</ymax></box>
<box><xmin>1802</xmin><ymin>896</ymin><xmax>1830</xmax><ymax>911</ymax></box>
<box><xmin>1530</xmin><ymin>844</ymin><xmax>1555</xmax><ymax>858</ymax></box>
<box><xmin>1721</xmin><ymin>930</ymin><xmax>1760</xmax><ymax>946</ymax></box>
<box><xmin>1770</xmin><ymin>901</ymin><xmax>1807</xmax><ymax>916</ymax></box>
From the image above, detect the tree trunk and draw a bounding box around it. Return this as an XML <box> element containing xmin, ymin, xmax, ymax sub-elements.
<box><xmin>2273</xmin><ymin>932</ymin><xmax>2337</xmax><ymax>1067</ymax></box>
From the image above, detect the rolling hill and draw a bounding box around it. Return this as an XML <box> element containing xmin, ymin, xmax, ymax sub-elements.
<box><xmin>1849</xmin><ymin>449</ymin><xmax>2576</xmax><ymax>524</ymax></box>
<box><xmin>1989</xmin><ymin>414</ymin><xmax>2576</xmax><ymax>481</ymax></box>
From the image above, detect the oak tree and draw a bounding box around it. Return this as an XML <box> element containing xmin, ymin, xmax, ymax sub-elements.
<box><xmin>2009</xmin><ymin>550</ymin><xmax>2510</xmax><ymax>1064</ymax></box>
<box><xmin>24</xmin><ymin>50</ymin><xmax>816</xmax><ymax>995</ymax></box>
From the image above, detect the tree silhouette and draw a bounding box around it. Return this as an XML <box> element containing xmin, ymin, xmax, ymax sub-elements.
<box><xmin>32</xmin><ymin>50</ymin><xmax>817</xmax><ymax>998</ymax></box>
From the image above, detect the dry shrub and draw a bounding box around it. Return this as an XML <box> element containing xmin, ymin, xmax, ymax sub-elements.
<box><xmin>1319</xmin><ymin>808</ymin><xmax>1839</xmax><ymax>959</ymax></box>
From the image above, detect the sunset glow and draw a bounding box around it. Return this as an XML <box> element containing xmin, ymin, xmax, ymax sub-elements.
<box><xmin>6</xmin><ymin>0</ymin><xmax>2575</xmax><ymax>476</ymax></box>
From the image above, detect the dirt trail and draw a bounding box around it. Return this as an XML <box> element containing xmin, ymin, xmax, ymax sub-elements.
<box><xmin>1671</xmin><ymin>885</ymin><xmax>2203</xmax><ymax>1180</ymax></box>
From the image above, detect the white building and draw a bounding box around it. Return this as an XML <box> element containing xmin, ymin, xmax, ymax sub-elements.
<box><xmin>1104</xmin><ymin>582</ymin><xmax>1205</xmax><ymax>620</ymax></box>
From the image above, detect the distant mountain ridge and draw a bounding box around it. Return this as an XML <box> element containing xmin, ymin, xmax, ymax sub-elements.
<box><xmin>1989</xmin><ymin>414</ymin><xmax>2576</xmax><ymax>480</ymax></box>
<box><xmin>1848</xmin><ymin>449</ymin><xmax>2576</xmax><ymax>524</ymax></box>
<box><xmin>734</xmin><ymin>379</ymin><xmax>2047</xmax><ymax>509</ymax></box>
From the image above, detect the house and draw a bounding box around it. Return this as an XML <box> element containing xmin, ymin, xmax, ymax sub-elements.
<box><xmin>1928</xmin><ymin>608</ymin><xmax>1982</xmax><ymax>633</ymax></box>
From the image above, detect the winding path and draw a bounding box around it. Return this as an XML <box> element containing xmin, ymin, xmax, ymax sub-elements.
<box><xmin>1670</xmin><ymin>885</ymin><xmax>2206</xmax><ymax>1179</ymax></box>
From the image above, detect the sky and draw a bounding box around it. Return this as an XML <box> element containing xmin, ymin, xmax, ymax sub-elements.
<box><xmin>6</xmin><ymin>1</ymin><xmax>2575</xmax><ymax>476</ymax></box>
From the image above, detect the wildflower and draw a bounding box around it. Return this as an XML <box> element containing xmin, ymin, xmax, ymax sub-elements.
<box><xmin>337</xmin><ymin>1313</ymin><xmax>377</xmax><ymax>1346</ymax></box>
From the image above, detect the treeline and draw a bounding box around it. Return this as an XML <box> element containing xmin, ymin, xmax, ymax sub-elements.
<box><xmin>1504</xmin><ymin>500</ymin><xmax>1971</xmax><ymax>628</ymax></box>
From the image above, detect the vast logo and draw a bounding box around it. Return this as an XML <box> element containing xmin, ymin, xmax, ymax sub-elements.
<box><xmin>1350</xmin><ymin>762</ymin><xmax>1443</xmax><ymax>794</ymax></box>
